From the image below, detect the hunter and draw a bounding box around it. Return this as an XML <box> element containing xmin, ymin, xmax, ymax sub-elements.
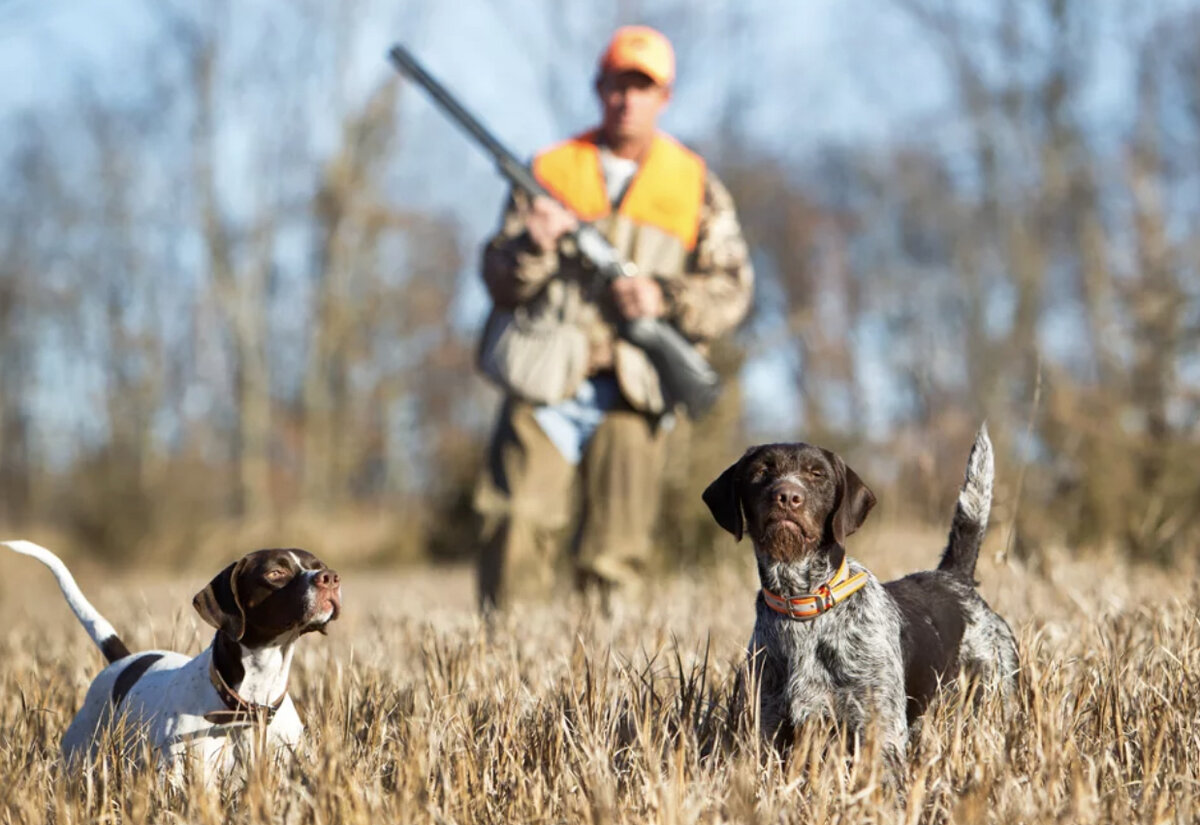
<box><xmin>474</xmin><ymin>25</ymin><xmax>754</xmax><ymax>610</ymax></box>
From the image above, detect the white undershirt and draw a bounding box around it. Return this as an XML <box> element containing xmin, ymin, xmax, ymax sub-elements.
<box><xmin>599</xmin><ymin>147</ymin><xmax>639</xmax><ymax>206</ymax></box>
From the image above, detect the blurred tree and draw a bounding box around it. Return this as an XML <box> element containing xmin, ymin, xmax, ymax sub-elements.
<box><xmin>0</xmin><ymin>132</ymin><xmax>43</xmax><ymax>530</ymax></box>
<box><xmin>1</xmin><ymin>0</ymin><xmax>1197</xmax><ymax>566</ymax></box>
<box><xmin>890</xmin><ymin>0</ymin><xmax>1200</xmax><ymax>558</ymax></box>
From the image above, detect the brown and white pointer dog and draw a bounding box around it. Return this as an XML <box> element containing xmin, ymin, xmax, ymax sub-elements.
<box><xmin>2</xmin><ymin>540</ymin><xmax>340</xmax><ymax>779</ymax></box>
<box><xmin>703</xmin><ymin>426</ymin><xmax>1018</xmax><ymax>761</ymax></box>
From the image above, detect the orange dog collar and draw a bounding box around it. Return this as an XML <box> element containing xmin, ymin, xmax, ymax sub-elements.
<box><xmin>761</xmin><ymin>558</ymin><xmax>869</xmax><ymax>621</ymax></box>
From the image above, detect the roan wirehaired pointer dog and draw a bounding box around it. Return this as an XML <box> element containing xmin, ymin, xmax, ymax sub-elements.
<box><xmin>2</xmin><ymin>540</ymin><xmax>341</xmax><ymax>779</ymax></box>
<box><xmin>702</xmin><ymin>426</ymin><xmax>1018</xmax><ymax>762</ymax></box>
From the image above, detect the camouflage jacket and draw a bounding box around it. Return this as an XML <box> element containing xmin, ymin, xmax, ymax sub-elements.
<box><xmin>480</xmin><ymin>169</ymin><xmax>754</xmax><ymax>413</ymax></box>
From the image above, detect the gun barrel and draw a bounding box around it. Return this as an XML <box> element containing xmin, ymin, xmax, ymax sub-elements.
<box><xmin>387</xmin><ymin>45</ymin><xmax>548</xmax><ymax>200</ymax></box>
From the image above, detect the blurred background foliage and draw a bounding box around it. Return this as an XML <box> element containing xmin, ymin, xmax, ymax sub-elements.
<box><xmin>0</xmin><ymin>0</ymin><xmax>1197</xmax><ymax>569</ymax></box>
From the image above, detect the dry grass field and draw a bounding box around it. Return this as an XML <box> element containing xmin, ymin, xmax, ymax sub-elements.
<box><xmin>1</xmin><ymin>525</ymin><xmax>1197</xmax><ymax>824</ymax></box>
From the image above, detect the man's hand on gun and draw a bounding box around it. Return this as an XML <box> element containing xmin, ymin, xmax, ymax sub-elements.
<box><xmin>611</xmin><ymin>276</ymin><xmax>664</xmax><ymax>320</ymax></box>
<box><xmin>524</xmin><ymin>196</ymin><xmax>578</xmax><ymax>252</ymax></box>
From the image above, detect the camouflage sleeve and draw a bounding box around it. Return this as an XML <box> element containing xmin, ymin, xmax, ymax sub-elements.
<box><xmin>480</xmin><ymin>188</ymin><xmax>560</xmax><ymax>308</ymax></box>
<box><xmin>658</xmin><ymin>170</ymin><xmax>754</xmax><ymax>342</ymax></box>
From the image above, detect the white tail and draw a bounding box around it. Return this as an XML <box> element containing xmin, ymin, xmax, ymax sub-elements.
<box><xmin>3</xmin><ymin>540</ymin><xmax>130</xmax><ymax>662</ymax></box>
<box><xmin>936</xmin><ymin>424</ymin><xmax>995</xmax><ymax>582</ymax></box>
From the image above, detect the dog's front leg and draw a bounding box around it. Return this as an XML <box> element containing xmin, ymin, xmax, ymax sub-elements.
<box><xmin>746</xmin><ymin>642</ymin><xmax>793</xmax><ymax>750</ymax></box>
<box><xmin>869</xmin><ymin>691</ymin><xmax>909</xmax><ymax>792</ymax></box>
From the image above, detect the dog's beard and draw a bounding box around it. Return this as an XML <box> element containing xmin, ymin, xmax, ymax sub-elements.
<box><xmin>756</xmin><ymin>516</ymin><xmax>817</xmax><ymax>562</ymax></box>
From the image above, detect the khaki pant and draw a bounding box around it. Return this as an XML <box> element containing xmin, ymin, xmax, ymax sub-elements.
<box><xmin>473</xmin><ymin>398</ymin><xmax>668</xmax><ymax>609</ymax></box>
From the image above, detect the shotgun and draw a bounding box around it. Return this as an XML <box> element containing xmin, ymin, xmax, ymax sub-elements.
<box><xmin>387</xmin><ymin>44</ymin><xmax>721</xmax><ymax>418</ymax></box>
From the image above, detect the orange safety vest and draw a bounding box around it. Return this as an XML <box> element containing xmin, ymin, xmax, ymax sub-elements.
<box><xmin>531</xmin><ymin>129</ymin><xmax>706</xmax><ymax>251</ymax></box>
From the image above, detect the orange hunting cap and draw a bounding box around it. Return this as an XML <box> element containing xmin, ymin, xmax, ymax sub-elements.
<box><xmin>597</xmin><ymin>25</ymin><xmax>675</xmax><ymax>87</ymax></box>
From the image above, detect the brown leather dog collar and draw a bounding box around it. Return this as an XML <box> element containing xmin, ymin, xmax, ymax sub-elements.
<box><xmin>205</xmin><ymin>657</ymin><xmax>287</xmax><ymax>725</ymax></box>
<box><xmin>761</xmin><ymin>558</ymin><xmax>869</xmax><ymax>621</ymax></box>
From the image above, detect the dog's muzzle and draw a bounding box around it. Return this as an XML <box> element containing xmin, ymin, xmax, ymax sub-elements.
<box><xmin>312</xmin><ymin>569</ymin><xmax>342</xmax><ymax>622</ymax></box>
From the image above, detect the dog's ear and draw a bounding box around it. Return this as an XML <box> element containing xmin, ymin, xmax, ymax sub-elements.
<box><xmin>703</xmin><ymin>455</ymin><xmax>746</xmax><ymax>541</ymax></box>
<box><xmin>193</xmin><ymin>558</ymin><xmax>249</xmax><ymax>641</ymax></box>
<box><xmin>822</xmin><ymin>449</ymin><xmax>876</xmax><ymax>546</ymax></box>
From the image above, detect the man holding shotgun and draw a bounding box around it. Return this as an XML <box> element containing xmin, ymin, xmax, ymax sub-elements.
<box><xmin>473</xmin><ymin>26</ymin><xmax>754</xmax><ymax>610</ymax></box>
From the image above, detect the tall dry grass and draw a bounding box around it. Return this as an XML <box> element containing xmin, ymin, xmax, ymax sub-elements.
<box><xmin>0</xmin><ymin>526</ymin><xmax>1197</xmax><ymax>824</ymax></box>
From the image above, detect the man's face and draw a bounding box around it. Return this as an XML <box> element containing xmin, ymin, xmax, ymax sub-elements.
<box><xmin>596</xmin><ymin>70</ymin><xmax>670</xmax><ymax>146</ymax></box>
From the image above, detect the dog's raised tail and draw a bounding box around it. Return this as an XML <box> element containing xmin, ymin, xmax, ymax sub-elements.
<box><xmin>937</xmin><ymin>424</ymin><xmax>994</xmax><ymax>583</ymax></box>
<box><xmin>2</xmin><ymin>540</ymin><xmax>131</xmax><ymax>662</ymax></box>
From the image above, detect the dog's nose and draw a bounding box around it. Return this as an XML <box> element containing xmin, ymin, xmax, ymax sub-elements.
<box><xmin>316</xmin><ymin>569</ymin><xmax>340</xmax><ymax>588</ymax></box>
<box><xmin>771</xmin><ymin>481</ymin><xmax>805</xmax><ymax>510</ymax></box>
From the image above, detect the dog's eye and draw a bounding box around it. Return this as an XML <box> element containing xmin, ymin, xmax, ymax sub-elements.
<box><xmin>808</xmin><ymin>468</ymin><xmax>825</xmax><ymax>479</ymax></box>
<box><xmin>749</xmin><ymin>466</ymin><xmax>768</xmax><ymax>483</ymax></box>
<box><xmin>265</xmin><ymin>568</ymin><xmax>289</xmax><ymax>581</ymax></box>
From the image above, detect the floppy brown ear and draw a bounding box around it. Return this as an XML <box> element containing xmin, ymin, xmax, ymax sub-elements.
<box><xmin>702</xmin><ymin>458</ymin><xmax>745</xmax><ymax>541</ymax></box>
<box><xmin>822</xmin><ymin>450</ymin><xmax>876</xmax><ymax>546</ymax></box>
<box><xmin>192</xmin><ymin>558</ymin><xmax>248</xmax><ymax>641</ymax></box>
